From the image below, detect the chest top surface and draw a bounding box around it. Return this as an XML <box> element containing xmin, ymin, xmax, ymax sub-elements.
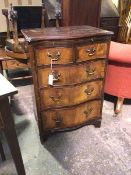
<box><xmin>21</xmin><ymin>25</ymin><xmax>113</xmax><ymax>43</ymax></box>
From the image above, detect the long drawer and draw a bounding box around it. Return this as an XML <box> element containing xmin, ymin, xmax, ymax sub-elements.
<box><xmin>42</xmin><ymin>100</ymin><xmax>101</xmax><ymax>130</ymax></box>
<box><xmin>40</xmin><ymin>80</ymin><xmax>103</xmax><ymax>109</ymax></box>
<box><xmin>35</xmin><ymin>42</ymin><xmax>108</xmax><ymax>66</ymax></box>
<box><xmin>38</xmin><ymin>60</ymin><xmax>106</xmax><ymax>87</ymax></box>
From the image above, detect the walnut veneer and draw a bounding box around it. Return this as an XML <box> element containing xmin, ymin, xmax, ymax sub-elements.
<box><xmin>22</xmin><ymin>25</ymin><xmax>112</xmax><ymax>141</ymax></box>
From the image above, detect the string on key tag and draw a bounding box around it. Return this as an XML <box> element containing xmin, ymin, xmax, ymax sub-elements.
<box><xmin>51</xmin><ymin>58</ymin><xmax>53</xmax><ymax>74</ymax></box>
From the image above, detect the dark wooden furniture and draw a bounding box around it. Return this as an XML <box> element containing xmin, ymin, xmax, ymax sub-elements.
<box><xmin>44</xmin><ymin>0</ymin><xmax>101</xmax><ymax>27</ymax></box>
<box><xmin>61</xmin><ymin>0</ymin><xmax>101</xmax><ymax>27</ymax></box>
<box><xmin>100</xmin><ymin>0</ymin><xmax>119</xmax><ymax>41</ymax></box>
<box><xmin>0</xmin><ymin>73</ymin><xmax>26</xmax><ymax>175</ymax></box>
<box><xmin>22</xmin><ymin>25</ymin><xmax>112</xmax><ymax>141</ymax></box>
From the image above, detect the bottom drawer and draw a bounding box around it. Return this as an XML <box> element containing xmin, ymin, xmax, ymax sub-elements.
<box><xmin>42</xmin><ymin>100</ymin><xmax>101</xmax><ymax>130</ymax></box>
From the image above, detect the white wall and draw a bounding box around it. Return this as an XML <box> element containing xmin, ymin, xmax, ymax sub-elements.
<box><xmin>112</xmin><ymin>0</ymin><xmax>119</xmax><ymax>8</ymax></box>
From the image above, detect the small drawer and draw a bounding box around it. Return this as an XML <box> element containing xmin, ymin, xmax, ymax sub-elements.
<box><xmin>42</xmin><ymin>100</ymin><xmax>101</xmax><ymax>130</ymax></box>
<box><xmin>38</xmin><ymin>60</ymin><xmax>106</xmax><ymax>87</ymax></box>
<box><xmin>40</xmin><ymin>81</ymin><xmax>103</xmax><ymax>109</ymax></box>
<box><xmin>77</xmin><ymin>43</ymin><xmax>107</xmax><ymax>62</ymax></box>
<box><xmin>35</xmin><ymin>47</ymin><xmax>74</xmax><ymax>65</ymax></box>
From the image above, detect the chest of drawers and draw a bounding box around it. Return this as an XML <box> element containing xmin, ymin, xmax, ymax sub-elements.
<box><xmin>22</xmin><ymin>26</ymin><xmax>112</xmax><ymax>141</ymax></box>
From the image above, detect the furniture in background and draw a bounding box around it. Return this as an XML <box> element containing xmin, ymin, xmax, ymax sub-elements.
<box><xmin>22</xmin><ymin>26</ymin><xmax>112</xmax><ymax>141</ymax></box>
<box><xmin>118</xmin><ymin>3</ymin><xmax>131</xmax><ymax>43</ymax></box>
<box><xmin>0</xmin><ymin>49</ymin><xmax>27</xmax><ymax>82</ymax></box>
<box><xmin>3</xmin><ymin>5</ymin><xmax>44</xmax><ymax>53</ymax></box>
<box><xmin>0</xmin><ymin>73</ymin><xmax>26</xmax><ymax>174</ymax></box>
<box><xmin>104</xmin><ymin>41</ymin><xmax>131</xmax><ymax>114</ymax></box>
<box><xmin>1</xmin><ymin>3</ymin><xmax>47</xmax><ymax>80</ymax></box>
<box><xmin>61</xmin><ymin>0</ymin><xmax>101</xmax><ymax>27</ymax></box>
<box><xmin>0</xmin><ymin>48</ymin><xmax>7</xmax><ymax>74</ymax></box>
<box><xmin>2</xmin><ymin>3</ymin><xmax>45</xmax><ymax>56</ymax></box>
<box><xmin>44</xmin><ymin>0</ymin><xmax>61</xmax><ymax>27</ymax></box>
<box><xmin>100</xmin><ymin>0</ymin><xmax>120</xmax><ymax>41</ymax></box>
<box><xmin>0</xmin><ymin>0</ymin><xmax>42</xmax><ymax>47</ymax></box>
<box><xmin>44</xmin><ymin>0</ymin><xmax>101</xmax><ymax>27</ymax></box>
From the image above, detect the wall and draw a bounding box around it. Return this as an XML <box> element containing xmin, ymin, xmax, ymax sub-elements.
<box><xmin>112</xmin><ymin>0</ymin><xmax>119</xmax><ymax>8</ymax></box>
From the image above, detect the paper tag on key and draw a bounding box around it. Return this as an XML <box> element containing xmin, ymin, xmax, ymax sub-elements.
<box><xmin>48</xmin><ymin>73</ymin><xmax>53</xmax><ymax>86</ymax></box>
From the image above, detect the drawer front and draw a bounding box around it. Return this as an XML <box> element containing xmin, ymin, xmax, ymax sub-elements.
<box><xmin>35</xmin><ymin>47</ymin><xmax>73</xmax><ymax>65</ymax></box>
<box><xmin>42</xmin><ymin>100</ymin><xmax>101</xmax><ymax>130</ymax></box>
<box><xmin>40</xmin><ymin>81</ymin><xmax>103</xmax><ymax>109</ymax></box>
<box><xmin>38</xmin><ymin>60</ymin><xmax>106</xmax><ymax>87</ymax></box>
<box><xmin>77</xmin><ymin>43</ymin><xmax>107</xmax><ymax>62</ymax></box>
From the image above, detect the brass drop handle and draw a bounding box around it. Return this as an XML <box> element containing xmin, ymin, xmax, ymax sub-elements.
<box><xmin>52</xmin><ymin>71</ymin><xmax>61</xmax><ymax>82</ymax></box>
<box><xmin>86</xmin><ymin>47</ymin><xmax>96</xmax><ymax>56</ymax></box>
<box><xmin>47</xmin><ymin>50</ymin><xmax>61</xmax><ymax>61</ymax></box>
<box><xmin>86</xmin><ymin>68</ymin><xmax>96</xmax><ymax>76</ymax></box>
<box><xmin>50</xmin><ymin>93</ymin><xmax>62</xmax><ymax>103</ymax></box>
<box><xmin>53</xmin><ymin>113</ymin><xmax>63</xmax><ymax>127</ymax></box>
<box><xmin>84</xmin><ymin>86</ymin><xmax>94</xmax><ymax>95</ymax></box>
<box><xmin>84</xmin><ymin>107</ymin><xmax>93</xmax><ymax>118</ymax></box>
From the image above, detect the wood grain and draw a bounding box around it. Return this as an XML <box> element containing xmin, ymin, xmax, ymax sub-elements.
<box><xmin>35</xmin><ymin>47</ymin><xmax>73</xmax><ymax>65</ymax></box>
<box><xmin>40</xmin><ymin>81</ymin><xmax>103</xmax><ymax>109</ymax></box>
<box><xmin>22</xmin><ymin>25</ymin><xmax>113</xmax><ymax>42</ymax></box>
<box><xmin>22</xmin><ymin>25</ymin><xmax>112</xmax><ymax>140</ymax></box>
<box><xmin>77</xmin><ymin>43</ymin><xmax>107</xmax><ymax>61</ymax></box>
<box><xmin>61</xmin><ymin>0</ymin><xmax>101</xmax><ymax>27</ymax></box>
<box><xmin>38</xmin><ymin>60</ymin><xmax>106</xmax><ymax>87</ymax></box>
<box><xmin>42</xmin><ymin>100</ymin><xmax>101</xmax><ymax>130</ymax></box>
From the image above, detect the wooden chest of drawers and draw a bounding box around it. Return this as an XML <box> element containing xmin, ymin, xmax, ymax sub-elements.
<box><xmin>22</xmin><ymin>26</ymin><xmax>112</xmax><ymax>141</ymax></box>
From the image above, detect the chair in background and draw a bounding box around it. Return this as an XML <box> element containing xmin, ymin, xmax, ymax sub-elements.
<box><xmin>1</xmin><ymin>3</ymin><xmax>47</xmax><ymax>79</ymax></box>
<box><xmin>104</xmin><ymin>41</ymin><xmax>131</xmax><ymax>114</ymax></box>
